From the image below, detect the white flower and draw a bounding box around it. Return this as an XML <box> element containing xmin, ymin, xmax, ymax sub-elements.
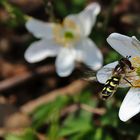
<box><xmin>24</xmin><ymin>2</ymin><xmax>103</xmax><ymax>77</ymax></box>
<box><xmin>97</xmin><ymin>33</ymin><xmax>140</xmax><ymax>122</ymax></box>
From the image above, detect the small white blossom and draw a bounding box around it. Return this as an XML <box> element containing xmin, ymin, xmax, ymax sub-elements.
<box><xmin>97</xmin><ymin>33</ymin><xmax>140</xmax><ymax>122</ymax></box>
<box><xmin>24</xmin><ymin>2</ymin><xmax>103</xmax><ymax>77</ymax></box>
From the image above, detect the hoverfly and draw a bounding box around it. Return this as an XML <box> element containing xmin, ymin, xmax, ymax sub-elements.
<box><xmin>101</xmin><ymin>56</ymin><xmax>134</xmax><ymax>100</ymax></box>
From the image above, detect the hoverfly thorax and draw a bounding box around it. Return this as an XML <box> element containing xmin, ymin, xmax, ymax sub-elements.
<box><xmin>113</xmin><ymin>57</ymin><xmax>134</xmax><ymax>75</ymax></box>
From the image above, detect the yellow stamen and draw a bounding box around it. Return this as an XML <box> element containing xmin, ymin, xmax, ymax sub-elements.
<box><xmin>131</xmin><ymin>80</ymin><xmax>140</xmax><ymax>87</ymax></box>
<box><xmin>52</xmin><ymin>19</ymin><xmax>80</xmax><ymax>47</ymax></box>
<box><xmin>131</xmin><ymin>56</ymin><xmax>140</xmax><ymax>67</ymax></box>
<box><xmin>125</xmin><ymin>56</ymin><xmax>140</xmax><ymax>87</ymax></box>
<box><xmin>63</xmin><ymin>18</ymin><xmax>78</xmax><ymax>30</ymax></box>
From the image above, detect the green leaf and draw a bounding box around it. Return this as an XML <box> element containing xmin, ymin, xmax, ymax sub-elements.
<box><xmin>32</xmin><ymin>96</ymin><xmax>70</xmax><ymax>129</ymax></box>
<box><xmin>94</xmin><ymin>128</ymin><xmax>103</xmax><ymax>140</ymax></box>
<box><xmin>100</xmin><ymin>107</ymin><xmax>119</xmax><ymax>127</ymax></box>
<box><xmin>72</xmin><ymin>0</ymin><xmax>85</xmax><ymax>6</ymax></box>
<box><xmin>59</xmin><ymin>118</ymin><xmax>92</xmax><ymax>136</ymax></box>
<box><xmin>105</xmin><ymin>50</ymin><xmax>121</xmax><ymax>64</ymax></box>
<box><xmin>54</xmin><ymin>0</ymin><xmax>86</xmax><ymax>18</ymax></box>
<box><xmin>5</xmin><ymin>129</ymin><xmax>37</xmax><ymax>140</ymax></box>
<box><xmin>59</xmin><ymin>109</ymin><xmax>93</xmax><ymax>137</ymax></box>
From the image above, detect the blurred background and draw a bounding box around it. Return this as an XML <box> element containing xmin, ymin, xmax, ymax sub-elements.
<box><xmin>0</xmin><ymin>0</ymin><xmax>140</xmax><ymax>140</ymax></box>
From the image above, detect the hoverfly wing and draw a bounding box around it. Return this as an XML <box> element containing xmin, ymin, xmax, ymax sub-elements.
<box><xmin>82</xmin><ymin>70</ymin><xmax>97</xmax><ymax>82</ymax></box>
<box><xmin>83</xmin><ymin>67</ymin><xmax>115</xmax><ymax>82</ymax></box>
<box><xmin>96</xmin><ymin>61</ymin><xmax>118</xmax><ymax>84</ymax></box>
<box><xmin>119</xmin><ymin>87</ymin><xmax>140</xmax><ymax>122</ymax></box>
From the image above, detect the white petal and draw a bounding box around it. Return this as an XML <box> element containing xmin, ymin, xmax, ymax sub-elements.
<box><xmin>78</xmin><ymin>2</ymin><xmax>101</xmax><ymax>36</ymax></box>
<box><xmin>55</xmin><ymin>48</ymin><xmax>76</xmax><ymax>77</ymax></box>
<box><xmin>107</xmin><ymin>33</ymin><xmax>140</xmax><ymax>57</ymax></box>
<box><xmin>24</xmin><ymin>39</ymin><xmax>61</xmax><ymax>63</ymax></box>
<box><xmin>96</xmin><ymin>61</ymin><xmax>118</xmax><ymax>84</ymax></box>
<box><xmin>84</xmin><ymin>2</ymin><xmax>101</xmax><ymax>15</ymax></box>
<box><xmin>26</xmin><ymin>18</ymin><xmax>55</xmax><ymax>39</ymax></box>
<box><xmin>75</xmin><ymin>38</ymin><xmax>103</xmax><ymax>70</ymax></box>
<box><xmin>119</xmin><ymin>88</ymin><xmax>140</xmax><ymax>122</ymax></box>
<box><xmin>64</xmin><ymin>2</ymin><xmax>100</xmax><ymax>36</ymax></box>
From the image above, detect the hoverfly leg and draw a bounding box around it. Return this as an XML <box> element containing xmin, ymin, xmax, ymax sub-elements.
<box><xmin>123</xmin><ymin>77</ymin><xmax>134</xmax><ymax>86</ymax></box>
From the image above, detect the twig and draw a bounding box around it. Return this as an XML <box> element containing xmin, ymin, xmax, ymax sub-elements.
<box><xmin>20</xmin><ymin>80</ymin><xmax>88</xmax><ymax>114</ymax></box>
<box><xmin>37</xmin><ymin>133</ymin><xmax>48</xmax><ymax>140</ymax></box>
<box><xmin>1</xmin><ymin>79</ymin><xmax>103</xmax><ymax>137</ymax></box>
<box><xmin>80</xmin><ymin>104</ymin><xmax>106</xmax><ymax>115</ymax></box>
<box><xmin>61</xmin><ymin>104</ymin><xmax>78</xmax><ymax>116</ymax></box>
<box><xmin>61</xmin><ymin>104</ymin><xmax>106</xmax><ymax>116</ymax></box>
<box><xmin>0</xmin><ymin>80</ymin><xmax>88</xmax><ymax>136</ymax></box>
<box><xmin>0</xmin><ymin>65</ymin><xmax>55</xmax><ymax>92</ymax></box>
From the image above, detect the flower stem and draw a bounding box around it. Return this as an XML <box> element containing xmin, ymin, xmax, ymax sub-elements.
<box><xmin>103</xmin><ymin>0</ymin><xmax>119</xmax><ymax>32</ymax></box>
<box><xmin>43</xmin><ymin>0</ymin><xmax>55</xmax><ymax>22</ymax></box>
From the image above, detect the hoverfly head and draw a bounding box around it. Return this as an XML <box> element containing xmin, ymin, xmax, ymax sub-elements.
<box><xmin>119</xmin><ymin>56</ymin><xmax>134</xmax><ymax>70</ymax></box>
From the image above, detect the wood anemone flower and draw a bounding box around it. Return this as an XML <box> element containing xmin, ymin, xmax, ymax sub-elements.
<box><xmin>24</xmin><ymin>2</ymin><xmax>103</xmax><ymax>77</ymax></box>
<box><xmin>97</xmin><ymin>33</ymin><xmax>140</xmax><ymax>122</ymax></box>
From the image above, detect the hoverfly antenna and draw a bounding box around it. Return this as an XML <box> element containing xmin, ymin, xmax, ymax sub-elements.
<box><xmin>126</xmin><ymin>55</ymin><xmax>131</xmax><ymax>59</ymax></box>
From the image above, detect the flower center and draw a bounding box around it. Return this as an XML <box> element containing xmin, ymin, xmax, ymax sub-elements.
<box><xmin>136</xmin><ymin>67</ymin><xmax>140</xmax><ymax>76</ymax></box>
<box><xmin>53</xmin><ymin>19</ymin><xmax>80</xmax><ymax>47</ymax></box>
<box><xmin>64</xmin><ymin>31</ymin><xmax>74</xmax><ymax>39</ymax></box>
<box><xmin>125</xmin><ymin>56</ymin><xmax>140</xmax><ymax>87</ymax></box>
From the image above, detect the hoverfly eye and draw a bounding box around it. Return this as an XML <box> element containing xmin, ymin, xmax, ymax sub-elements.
<box><xmin>119</xmin><ymin>57</ymin><xmax>134</xmax><ymax>70</ymax></box>
<box><xmin>125</xmin><ymin>59</ymin><xmax>134</xmax><ymax>70</ymax></box>
<box><xmin>126</xmin><ymin>55</ymin><xmax>131</xmax><ymax>59</ymax></box>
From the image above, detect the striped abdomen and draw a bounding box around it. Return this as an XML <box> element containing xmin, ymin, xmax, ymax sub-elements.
<box><xmin>101</xmin><ymin>76</ymin><xmax>121</xmax><ymax>100</ymax></box>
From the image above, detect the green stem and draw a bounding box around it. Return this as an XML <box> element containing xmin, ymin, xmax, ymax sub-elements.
<box><xmin>103</xmin><ymin>0</ymin><xmax>120</xmax><ymax>32</ymax></box>
<box><xmin>43</xmin><ymin>0</ymin><xmax>55</xmax><ymax>22</ymax></box>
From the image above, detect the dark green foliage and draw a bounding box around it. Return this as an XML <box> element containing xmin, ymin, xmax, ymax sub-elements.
<box><xmin>5</xmin><ymin>129</ymin><xmax>38</xmax><ymax>140</ymax></box>
<box><xmin>0</xmin><ymin>0</ymin><xmax>26</xmax><ymax>27</ymax></box>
